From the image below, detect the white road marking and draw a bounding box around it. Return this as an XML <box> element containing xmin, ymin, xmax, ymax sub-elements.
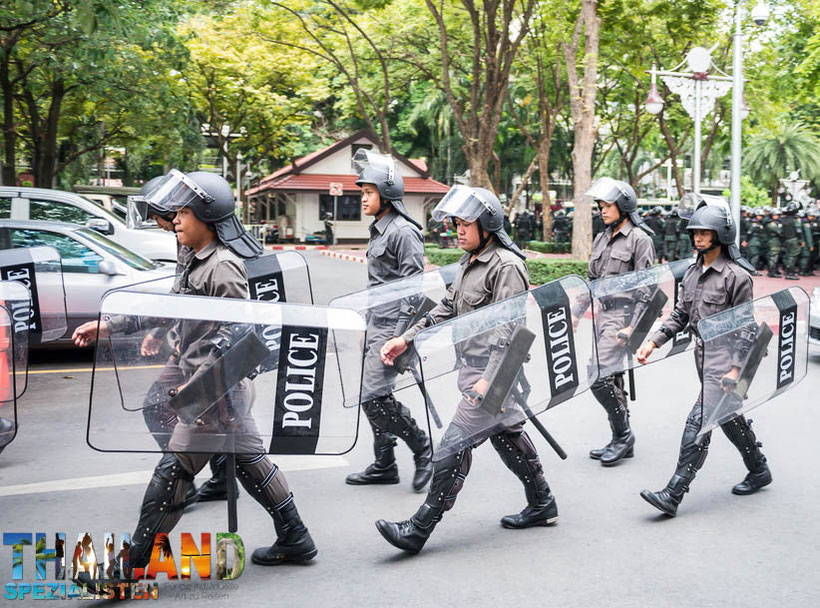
<box><xmin>0</xmin><ymin>455</ymin><xmax>349</xmax><ymax>497</ymax></box>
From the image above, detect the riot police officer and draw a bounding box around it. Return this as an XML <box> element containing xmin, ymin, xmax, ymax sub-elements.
<box><xmin>744</xmin><ymin>209</ymin><xmax>765</xmax><ymax>271</ymax></box>
<box><xmin>324</xmin><ymin>212</ymin><xmax>334</xmax><ymax>245</ymax></box>
<box><xmin>73</xmin><ymin>171</ymin><xmax>316</xmax><ymax>568</ymax></box>
<box><xmin>645</xmin><ymin>206</ymin><xmax>666</xmax><ymax>263</ymax></box>
<box><xmin>799</xmin><ymin>210</ymin><xmax>814</xmax><ymax>276</ymax></box>
<box><xmin>375</xmin><ymin>186</ymin><xmax>557</xmax><ymax>554</ymax></box>
<box><xmin>781</xmin><ymin>202</ymin><xmax>801</xmax><ymax>280</ymax></box>
<box><xmin>585</xmin><ymin>178</ymin><xmax>655</xmax><ymax>466</ymax></box>
<box><xmin>766</xmin><ymin>208</ymin><xmax>783</xmax><ymax>277</ymax></box>
<box><xmin>807</xmin><ymin>207</ymin><xmax>820</xmax><ymax>273</ymax></box>
<box><xmin>663</xmin><ymin>208</ymin><xmax>680</xmax><ymax>262</ymax></box>
<box><xmin>345</xmin><ymin>150</ymin><xmax>433</xmax><ymax>491</ymax></box>
<box><xmin>637</xmin><ymin>201</ymin><xmax>770</xmax><ymax>517</ymax></box>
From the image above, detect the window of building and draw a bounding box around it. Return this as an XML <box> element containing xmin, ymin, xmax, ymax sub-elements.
<box><xmin>320</xmin><ymin>194</ymin><xmax>361</xmax><ymax>221</ymax></box>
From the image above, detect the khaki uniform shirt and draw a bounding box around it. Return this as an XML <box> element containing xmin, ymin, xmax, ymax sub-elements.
<box><xmin>366</xmin><ymin>209</ymin><xmax>424</xmax><ymax>288</ymax></box>
<box><xmin>588</xmin><ymin>219</ymin><xmax>655</xmax><ymax>280</ymax></box>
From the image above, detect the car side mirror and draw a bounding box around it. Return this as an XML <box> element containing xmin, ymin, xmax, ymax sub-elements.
<box><xmin>86</xmin><ymin>218</ymin><xmax>114</xmax><ymax>235</ymax></box>
<box><xmin>98</xmin><ymin>260</ymin><xmax>119</xmax><ymax>276</ymax></box>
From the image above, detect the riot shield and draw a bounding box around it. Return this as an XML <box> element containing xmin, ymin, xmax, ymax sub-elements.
<box><xmin>0</xmin><ymin>246</ymin><xmax>67</xmax><ymax>345</ymax></box>
<box><xmin>0</xmin><ymin>281</ymin><xmax>31</xmax><ymax>400</ymax></box>
<box><xmin>697</xmin><ymin>287</ymin><xmax>810</xmax><ymax>438</ymax></box>
<box><xmin>329</xmin><ymin>264</ymin><xmax>459</xmax><ymax>426</ymax></box>
<box><xmin>88</xmin><ymin>290</ymin><xmax>365</xmax><ymax>455</ymax></box>
<box><xmin>414</xmin><ymin>275</ymin><xmax>595</xmax><ymax>461</ymax></box>
<box><xmin>585</xmin><ymin>259</ymin><xmax>695</xmax><ymax>379</ymax></box>
<box><xmin>0</xmin><ymin>300</ymin><xmax>18</xmax><ymax>452</ymax></box>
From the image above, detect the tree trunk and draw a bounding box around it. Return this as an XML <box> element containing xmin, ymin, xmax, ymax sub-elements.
<box><xmin>1</xmin><ymin>53</ymin><xmax>16</xmax><ymax>186</ymax></box>
<box><xmin>562</xmin><ymin>0</ymin><xmax>600</xmax><ymax>261</ymax></box>
<box><xmin>37</xmin><ymin>78</ymin><xmax>64</xmax><ymax>187</ymax></box>
<box><xmin>539</xmin><ymin>136</ymin><xmax>553</xmax><ymax>242</ymax></box>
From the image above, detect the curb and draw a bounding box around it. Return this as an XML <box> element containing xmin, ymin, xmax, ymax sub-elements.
<box><xmin>268</xmin><ymin>245</ymin><xmax>329</xmax><ymax>251</ymax></box>
<box><xmin>320</xmin><ymin>249</ymin><xmax>367</xmax><ymax>264</ymax></box>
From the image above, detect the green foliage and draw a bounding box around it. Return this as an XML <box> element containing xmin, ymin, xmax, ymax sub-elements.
<box><xmin>743</xmin><ymin>122</ymin><xmax>820</xmax><ymax>202</ymax></box>
<box><xmin>722</xmin><ymin>176</ymin><xmax>769</xmax><ymax>208</ymax></box>
<box><xmin>526</xmin><ymin>240</ymin><xmax>571</xmax><ymax>254</ymax></box>
<box><xmin>526</xmin><ymin>258</ymin><xmax>588</xmax><ymax>286</ymax></box>
<box><xmin>425</xmin><ymin>248</ymin><xmax>464</xmax><ymax>267</ymax></box>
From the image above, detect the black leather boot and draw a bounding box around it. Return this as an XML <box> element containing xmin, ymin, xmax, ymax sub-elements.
<box><xmin>375</xmin><ymin>503</ymin><xmax>438</xmax><ymax>554</ymax></box>
<box><xmin>411</xmin><ymin>434</ymin><xmax>433</xmax><ymax>492</ymax></box>
<box><xmin>251</xmin><ymin>494</ymin><xmax>317</xmax><ymax>565</ymax></box>
<box><xmin>346</xmin><ymin>431</ymin><xmax>399</xmax><ymax>485</ymax></box>
<box><xmin>490</xmin><ymin>430</ymin><xmax>559</xmax><ymax>528</ymax></box>
<box><xmin>721</xmin><ymin>417</ymin><xmax>772</xmax><ymax>495</ymax></box>
<box><xmin>193</xmin><ymin>454</ymin><xmax>237</xmax><ymax>502</ymax></box>
<box><xmin>0</xmin><ymin>416</ymin><xmax>14</xmax><ymax>454</ymax></box>
<box><xmin>640</xmin><ymin>406</ymin><xmax>709</xmax><ymax>517</ymax></box>
<box><xmin>640</xmin><ymin>474</ymin><xmax>690</xmax><ymax>517</ymax></box>
<box><xmin>591</xmin><ymin>376</ymin><xmax>635</xmax><ymax>466</ymax></box>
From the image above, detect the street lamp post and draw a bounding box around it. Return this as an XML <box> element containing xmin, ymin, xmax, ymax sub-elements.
<box><xmin>646</xmin><ymin>1</ymin><xmax>769</xmax><ymax>247</ymax></box>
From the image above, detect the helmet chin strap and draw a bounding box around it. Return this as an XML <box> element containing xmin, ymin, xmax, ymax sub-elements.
<box><xmin>691</xmin><ymin>233</ymin><xmax>720</xmax><ymax>254</ymax></box>
<box><xmin>468</xmin><ymin>228</ymin><xmax>492</xmax><ymax>255</ymax></box>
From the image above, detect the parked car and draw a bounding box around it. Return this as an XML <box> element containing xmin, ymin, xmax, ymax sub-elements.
<box><xmin>811</xmin><ymin>287</ymin><xmax>820</xmax><ymax>349</ymax></box>
<box><xmin>0</xmin><ymin>220</ymin><xmax>174</xmax><ymax>347</ymax></box>
<box><xmin>0</xmin><ymin>186</ymin><xmax>176</xmax><ymax>262</ymax></box>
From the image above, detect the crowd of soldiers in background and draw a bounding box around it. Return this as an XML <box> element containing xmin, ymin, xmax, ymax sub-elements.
<box><xmin>427</xmin><ymin>198</ymin><xmax>820</xmax><ymax>278</ymax></box>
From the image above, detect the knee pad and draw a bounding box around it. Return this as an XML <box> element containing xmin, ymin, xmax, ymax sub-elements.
<box><xmin>236</xmin><ymin>454</ymin><xmax>291</xmax><ymax>515</ymax></box>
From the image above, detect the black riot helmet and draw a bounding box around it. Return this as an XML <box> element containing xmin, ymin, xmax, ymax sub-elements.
<box><xmin>785</xmin><ymin>201</ymin><xmax>799</xmax><ymax>215</ymax></box>
<box><xmin>352</xmin><ymin>149</ymin><xmax>421</xmax><ymax>229</ymax></box>
<box><xmin>143</xmin><ymin>169</ymin><xmax>263</xmax><ymax>259</ymax></box>
<box><xmin>585</xmin><ymin>177</ymin><xmax>654</xmax><ymax>235</ymax></box>
<box><xmin>432</xmin><ymin>185</ymin><xmax>525</xmax><ymax>259</ymax></box>
<box><xmin>685</xmin><ymin>198</ymin><xmax>755</xmax><ymax>272</ymax></box>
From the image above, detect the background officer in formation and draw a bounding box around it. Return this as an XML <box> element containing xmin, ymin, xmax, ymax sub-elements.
<box><xmin>375</xmin><ymin>186</ymin><xmax>557</xmax><ymax>554</ymax></box>
<box><xmin>766</xmin><ymin>207</ymin><xmax>783</xmax><ymax>277</ymax></box>
<box><xmin>637</xmin><ymin>201</ymin><xmax>770</xmax><ymax>517</ymax></box>
<box><xmin>584</xmin><ymin>177</ymin><xmax>655</xmax><ymax>467</ymax></box>
<box><xmin>663</xmin><ymin>208</ymin><xmax>680</xmax><ymax>262</ymax></box>
<box><xmin>345</xmin><ymin>151</ymin><xmax>433</xmax><ymax>491</ymax></box>
<box><xmin>645</xmin><ymin>206</ymin><xmax>666</xmax><ymax>263</ymax></box>
<box><xmin>73</xmin><ymin>171</ymin><xmax>318</xmax><ymax>569</ymax></box>
<box><xmin>781</xmin><ymin>202</ymin><xmax>802</xmax><ymax>280</ymax></box>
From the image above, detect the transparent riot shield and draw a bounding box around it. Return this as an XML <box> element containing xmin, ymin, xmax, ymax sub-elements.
<box><xmin>586</xmin><ymin>259</ymin><xmax>695</xmax><ymax>379</ymax></box>
<box><xmin>0</xmin><ymin>281</ymin><xmax>31</xmax><ymax>400</ymax></box>
<box><xmin>697</xmin><ymin>287</ymin><xmax>810</xmax><ymax>438</ymax></box>
<box><xmin>0</xmin><ymin>302</ymin><xmax>18</xmax><ymax>452</ymax></box>
<box><xmin>88</xmin><ymin>290</ymin><xmax>365</xmax><ymax>455</ymax></box>
<box><xmin>329</xmin><ymin>264</ymin><xmax>460</xmax><ymax>429</ymax></box>
<box><xmin>0</xmin><ymin>246</ymin><xmax>67</xmax><ymax>344</ymax></box>
<box><xmin>246</xmin><ymin>250</ymin><xmax>314</xmax><ymax>305</ymax></box>
<box><xmin>415</xmin><ymin>275</ymin><xmax>595</xmax><ymax>461</ymax></box>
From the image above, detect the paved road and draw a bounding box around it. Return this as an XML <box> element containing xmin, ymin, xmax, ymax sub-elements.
<box><xmin>0</xmin><ymin>251</ymin><xmax>817</xmax><ymax>607</ymax></box>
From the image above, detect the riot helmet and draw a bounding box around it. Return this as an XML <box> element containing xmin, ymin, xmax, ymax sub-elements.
<box><xmin>352</xmin><ymin>149</ymin><xmax>421</xmax><ymax>229</ymax></box>
<box><xmin>585</xmin><ymin>177</ymin><xmax>653</xmax><ymax>235</ymax></box>
<box><xmin>126</xmin><ymin>175</ymin><xmax>172</xmax><ymax>229</ymax></box>
<box><xmin>144</xmin><ymin>169</ymin><xmax>263</xmax><ymax>259</ymax></box>
<box><xmin>432</xmin><ymin>185</ymin><xmax>525</xmax><ymax>259</ymax></box>
<box><xmin>685</xmin><ymin>198</ymin><xmax>754</xmax><ymax>272</ymax></box>
<box><xmin>784</xmin><ymin>201</ymin><xmax>799</xmax><ymax>215</ymax></box>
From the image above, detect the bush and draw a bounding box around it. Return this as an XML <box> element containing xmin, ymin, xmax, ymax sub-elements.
<box><xmin>425</xmin><ymin>248</ymin><xmax>464</xmax><ymax>266</ymax></box>
<box><xmin>526</xmin><ymin>258</ymin><xmax>588</xmax><ymax>286</ymax></box>
<box><xmin>527</xmin><ymin>240</ymin><xmax>571</xmax><ymax>254</ymax></box>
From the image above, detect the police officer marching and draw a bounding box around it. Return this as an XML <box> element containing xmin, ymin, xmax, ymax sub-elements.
<box><xmin>637</xmin><ymin>200</ymin><xmax>771</xmax><ymax>517</ymax></box>
<box><xmin>375</xmin><ymin>186</ymin><xmax>557</xmax><ymax>554</ymax></box>
<box><xmin>585</xmin><ymin>178</ymin><xmax>656</xmax><ymax>466</ymax></box>
<box><xmin>73</xmin><ymin>171</ymin><xmax>318</xmax><ymax>570</ymax></box>
<box><xmin>344</xmin><ymin>150</ymin><xmax>433</xmax><ymax>492</ymax></box>
<box><xmin>781</xmin><ymin>202</ymin><xmax>801</xmax><ymax>280</ymax></box>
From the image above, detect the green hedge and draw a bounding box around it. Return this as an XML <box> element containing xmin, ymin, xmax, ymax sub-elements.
<box><xmin>526</xmin><ymin>258</ymin><xmax>588</xmax><ymax>286</ymax></box>
<box><xmin>426</xmin><ymin>248</ymin><xmax>587</xmax><ymax>286</ymax></box>
<box><xmin>527</xmin><ymin>240</ymin><xmax>571</xmax><ymax>254</ymax></box>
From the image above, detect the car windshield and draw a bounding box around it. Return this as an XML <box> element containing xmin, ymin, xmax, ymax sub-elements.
<box><xmin>76</xmin><ymin>227</ymin><xmax>158</xmax><ymax>271</ymax></box>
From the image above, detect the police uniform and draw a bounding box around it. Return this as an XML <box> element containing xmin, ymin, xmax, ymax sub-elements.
<box><xmin>346</xmin><ymin>208</ymin><xmax>432</xmax><ymax>489</ymax></box>
<box><xmin>641</xmin><ymin>250</ymin><xmax>770</xmax><ymax>515</ymax></box>
<box><xmin>766</xmin><ymin>214</ymin><xmax>783</xmax><ymax>276</ymax></box>
<box><xmin>799</xmin><ymin>215</ymin><xmax>814</xmax><ymax>275</ymax></box>
<box><xmin>375</xmin><ymin>186</ymin><xmax>555</xmax><ymax>554</ymax></box>
<box><xmin>781</xmin><ymin>206</ymin><xmax>801</xmax><ymax>279</ymax></box>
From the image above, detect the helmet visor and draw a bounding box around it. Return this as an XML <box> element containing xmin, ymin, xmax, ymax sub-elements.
<box><xmin>584</xmin><ymin>177</ymin><xmax>628</xmax><ymax>203</ymax></box>
<box><xmin>143</xmin><ymin>169</ymin><xmax>213</xmax><ymax>213</ymax></box>
<box><xmin>351</xmin><ymin>149</ymin><xmax>396</xmax><ymax>181</ymax></box>
<box><xmin>431</xmin><ymin>185</ymin><xmax>495</xmax><ymax>223</ymax></box>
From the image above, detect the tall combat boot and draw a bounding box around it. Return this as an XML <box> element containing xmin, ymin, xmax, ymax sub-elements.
<box><xmin>721</xmin><ymin>417</ymin><xmax>772</xmax><ymax>495</ymax></box>
<box><xmin>590</xmin><ymin>376</ymin><xmax>635</xmax><ymax>466</ymax></box>
<box><xmin>346</xmin><ymin>430</ymin><xmax>399</xmax><ymax>485</ymax></box>
<box><xmin>192</xmin><ymin>454</ymin><xmax>237</xmax><ymax>503</ymax></box>
<box><xmin>491</xmin><ymin>430</ymin><xmax>558</xmax><ymax>529</ymax></box>
<box><xmin>410</xmin><ymin>433</ymin><xmax>433</xmax><ymax>492</ymax></box>
<box><xmin>251</xmin><ymin>494</ymin><xmax>317</xmax><ymax>565</ymax></box>
<box><xmin>376</xmin><ymin>433</ymin><xmax>472</xmax><ymax>554</ymax></box>
<box><xmin>640</xmin><ymin>407</ymin><xmax>709</xmax><ymax>517</ymax></box>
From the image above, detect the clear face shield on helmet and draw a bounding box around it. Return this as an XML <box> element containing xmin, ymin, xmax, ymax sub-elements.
<box><xmin>431</xmin><ymin>185</ymin><xmax>495</xmax><ymax>223</ymax></box>
<box><xmin>351</xmin><ymin>149</ymin><xmax>396</xmax><ymax>183</ymax></box>
<box><xmin>143</xmin><ymin>168</ymin><xmax>213</xmax><ymax>214</ymax></box>
<box><xmin>677</xmin><ymin>192</ymin><xmax>729</xmax><ymax>220</ymax></box>
<box><xmin>584</xmin><ymin>177</ymin><xmax>629</xmax><ymax>205</ymax></box>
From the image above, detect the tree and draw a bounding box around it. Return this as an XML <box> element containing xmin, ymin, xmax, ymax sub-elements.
<box><xmin>562</xmin><ymin>0</ymin><xmax>600</xmax><ymax>259</ymax></box>
<box><xmin>744</xmin><ymin>121</ymin><xmax>820</xmax><ymax>204</ymax></box>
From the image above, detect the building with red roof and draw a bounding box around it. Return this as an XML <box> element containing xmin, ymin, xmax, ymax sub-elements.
<box><xmin>246</xmin><ymin>130</ymin><xmax>449</xmax><ymax>242</ymax></box>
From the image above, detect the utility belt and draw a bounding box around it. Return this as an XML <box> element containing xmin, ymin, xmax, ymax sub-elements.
<box><xmin>599</xmin><ymin>297</ymin><xmax>633</xmax><ymax>312</ymax></box>
<box><xmin>458</xmin><ymin>354</ymin><xmax>490</xmax><ymax>368</ymax></box>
